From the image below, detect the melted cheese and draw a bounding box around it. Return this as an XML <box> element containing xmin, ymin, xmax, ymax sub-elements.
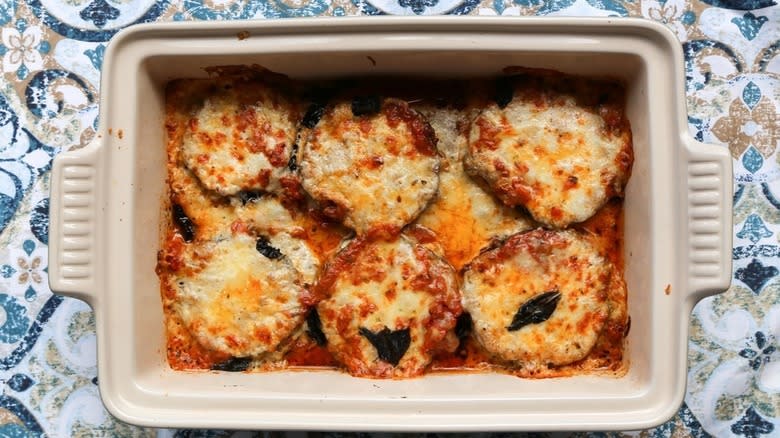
<box><xmin>233</xmin><ymin>197</ymin><xmax>324</xmax><ymax>285</ymax></box>
<box><xmin>170</xmin><ymin>233</ymin><xmax>308</xmax><ymax>357</ymax></box>
<box><xmin>412</xmin><ymin>105</ymin><xmax>534</xmax><ymax>269</ymax></box>
<box><xmin>317</xmin><ymin>236</ymin><xmax>461</xmax><ymax>378</ymax></box>
<box><xmin>301</xmin><ymin>99</ymin><xmax>440</xmax><ymax>235</ymax></box>
<box><xmin>169</xmin><ymin>166</ymin><xmax>236</xmax><ymax>242</ymax></box>
<box><xmin>461</xmin><ymin>229</ymin><xmax>610</xmax><ymax>369</ymax></box>
<box><xmin>233</xmin><ymin>196</ymin><xmax>303</xmax><ymax>234</ymax></box>
<box><xmin>268</xmin><ymin>232</ymin><xmax>319</xmax><ymax>286</ymax></box>
<box><xmin>466</xmin><ymin>89</ymin><xmax>632</xmax><ymax>228</ymax></box>
<box><xmin>182</xmin><ymin>86</ymin><xmax>299</xmax><ymax>196</ymax></box>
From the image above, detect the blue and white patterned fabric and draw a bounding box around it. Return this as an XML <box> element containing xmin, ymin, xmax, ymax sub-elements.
<box><xmin>0</xmin><ymin>0</ymin><xmax>777</xmax><ymax>435</ymax></box>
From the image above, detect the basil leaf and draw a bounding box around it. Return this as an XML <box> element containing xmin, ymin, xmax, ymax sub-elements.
<box><xmin>507</xmin><ymin>289</ymin><xmax>561</xmax><ymax>331</ymax></box>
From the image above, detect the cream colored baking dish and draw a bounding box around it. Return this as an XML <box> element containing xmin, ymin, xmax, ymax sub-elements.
<box><xmin>48</xmin><ymin>17</ymin><xmax>732</xmax><ymax>431</ymax></box>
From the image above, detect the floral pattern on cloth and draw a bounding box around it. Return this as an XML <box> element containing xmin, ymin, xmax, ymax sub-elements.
<box><xmin>0</xmin><ymin>0</ymin><xmax>777</xmax><ymax>435</ymax></box>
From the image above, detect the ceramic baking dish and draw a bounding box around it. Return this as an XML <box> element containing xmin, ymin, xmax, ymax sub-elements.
<box><xmin>48</xmin><ymin>17</ymin><xmax>732</xmax><ymax>431</ymax></box>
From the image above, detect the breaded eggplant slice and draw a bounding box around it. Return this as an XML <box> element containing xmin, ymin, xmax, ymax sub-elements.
<box><xmin>167</xmin><ymin>183</ymin><xmax>320</xmax><ymax>287</ymax></box>
<box><xmin>316</xmin><ymin>235</ymin><xmax>461</xmax><ymax>378</ymax></box>
<box><xmin>412</xmin><ymin>104</ymin><xmax>534</xmax><ymax>269</ymax></box>
<box><xmin>166</xmin><ymin>83</ymin><xmax>238</xmax><ymax>242</ymax></box>
<box><xmin>300</xmin><ymin>98</ymin><xmax>440</xmax><ymax>236</ymax></box>
<box><xmin>181</xmin><ymin>79</ymin><xmax>301</xmax><ymax>196</ymax></box>
<box><xmin>230</xmin><ymin>195</ymin><xmax>320</xmax><ymax>285</ymax></box>
<box><xmin>465</xmin><ymin>74</ymin><xmax>633</xmax><ymax>228</ymax></box>
<box><xmin>168</xmin><ymin>166</ymin><xmax>236</xmax><ymax>242</ymax></box>
<box><xmin>166</xmin><ymin>232</ymin><xmax>311</xmax><ymax>358</ymax></box>
<box><xmin>461</xmin><ymin>229</ymin><xmax>611</xmax><ymax>369</ymax></box>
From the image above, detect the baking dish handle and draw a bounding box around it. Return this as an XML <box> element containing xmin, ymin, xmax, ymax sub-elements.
<box><xmin>48</xmin><ymin>139</ymin><xmax>102</xmax><ymax>306</ymax></box>
<box><xmin>684</xmin><ymin>136</ymin><xmax>733</xmax><ymax>302</ymax></box>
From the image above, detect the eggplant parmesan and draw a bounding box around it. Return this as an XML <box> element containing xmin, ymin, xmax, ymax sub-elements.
<box><xmin>465</xmin><ymin>72</ymin><xmax>633</xmax><ymax>228</ymax></box>
<box><xmin>412</xmin><ymin>104</ymin><xmax>534</xmax><ymax>269</ymax></box>
<box><xmin>159</xmin><ymin>70</ymin><xmax>632</xmax><ymax>379</ymax></box>
<box><xmin>168</xmin><ymin>165</ymin><xmax>235</xmax><ymax>242</ymax></box>
<box><xmin>315</xmin><ymin>235</ymin><xmax>461</xmax><ymax>378</ymax></box>
<box><xmin>461</xmin><ymin>229</ymin><xmax>611</xmax><ymax>372</ymax></box>
<box><xmin>179</xmin><ymin>76</ymin><xmax>302</xmax><ymax>197</ymax></box>
<box><xmin>300</xmin><ymin>98</ymin><xmax>440</xmax><ymax>236</ymax></box>
<box><xmin>161</xmin><ymin>232</ymin><xmax>310</xmax><ymax>359</ymax></box>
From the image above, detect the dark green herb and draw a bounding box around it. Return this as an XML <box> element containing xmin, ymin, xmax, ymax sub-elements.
<box><xmin>302</xmin><ymin>103</ymin><xmax>326</xmax><ymax>128</ymax></box>
<box><xmin>288</xmin><ymin>142</ymin><xmax>299</xmax><ymax>171</ymax></box>
<box><xmin>359</xmin><ymin>326</ymin><xmax>411</xmax><ymax>366</ymax></box>
<box><xmin>306</xmin><ymin>308</ymin><xmax>327</xmax><ymax>346</ymax></box>
<box><xmin>172</xmin><ymin>203</ymin><xmax>195</xmax><ymax>242</ymax></box>
<box><xmin>351</xmin><ymin>96</ymin><xmax>381</xmax><ymax>116</ymax></box>
<box><xmin>256</xmin><ymin>237</ymin><xmax>283</xmax><ymax>260</ymax></box>
<box><xmin>211</xmin><ymin>357</ymin><xmax>252</xmax><ymax>372</ymax></box>
<box><xmin>507</xmin><ymin>289</ymin><xmax>561</xmax><ymax>331</ymax></box>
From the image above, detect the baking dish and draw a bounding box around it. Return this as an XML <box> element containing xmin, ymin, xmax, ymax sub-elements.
<box><xmin>48</xmin><ymin>17</ymin><xmax>732</xmax><ymax>431</ymax></box>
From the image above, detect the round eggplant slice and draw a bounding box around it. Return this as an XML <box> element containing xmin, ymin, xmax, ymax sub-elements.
<box><xmin>465</xmin><ymin>75</ymin><xmax>632</xmax><ymax>228</ymax></box>
<box><xmin>316</xmin><ymin>235</ymin><xmax>461</xmax><ymax>378</ymax></box>
<box><xmin>461</xmin><ymin>229</ymin><xmax>611</xmax><ymax>369</ymax></box>
<box><xmin>168</xmin><ymin>232</ymin><xmax>309</xmax><ymax>358</ymax></box>
<box><xmin>300</xmin><ymin>98</ymin><xmax>440</xmax><ymax>237</ymax></box>
<box><xmin>181</xmin><ymin>81</ymin><xmax>301</xmax><ymax>197</ymax></box>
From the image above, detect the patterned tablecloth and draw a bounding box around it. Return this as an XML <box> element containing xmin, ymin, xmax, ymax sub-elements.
<box><xmin>0</xmin><ymin>0</ymin><xmax>777</xmax><ymax>435</ymax></box>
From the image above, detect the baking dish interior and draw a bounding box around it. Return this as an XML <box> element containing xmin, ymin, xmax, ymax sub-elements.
<box><xmin>105</xmin><ymin>28</ymin><xmax>686</xmax><ymax>423</ymax></box>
